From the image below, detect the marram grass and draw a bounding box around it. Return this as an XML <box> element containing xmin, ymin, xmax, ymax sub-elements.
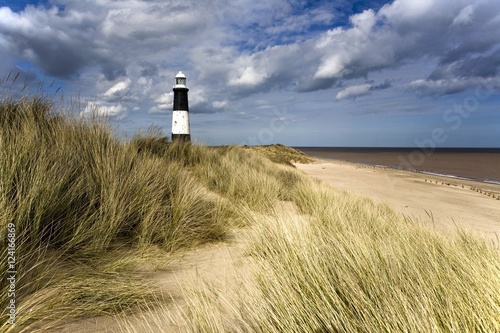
<box><xmin>247</xmin><ymin>183</ymin><xmax>500</xmax><ymax>332</ymax></box>
<box><xmin>180</xmin><ymin>183</ymin><xmax>500</xmax><ymax>332</ymax></box>
<box><xmin>1</xmin><ymin>95</ymin><xmax>499</xmax><ymax>332</ymax></box>
<box><xmin>0</xmin><ymin>95</ymin><xmax>297</xmax><ymax>330</ymax></box>
<box><xmin>0</xmin><ymin>96</ymin><xmax>230</xmax><ymax>330</ymax></box>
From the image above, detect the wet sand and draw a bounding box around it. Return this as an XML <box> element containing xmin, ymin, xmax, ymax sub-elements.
<box><xmin>295</xmin><ymin>159</ymin><xmax>500</xmax><ymax>245</ymax></box>
<box><xmin>296</xmin><ymin>148</ymin><xmax>500</xmax><ymax>183</ymax></box>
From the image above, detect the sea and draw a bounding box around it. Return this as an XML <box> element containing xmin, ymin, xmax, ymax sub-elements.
<box><xmin>294</xmin><ymin>147</ymin><xmax>500</xmax><ymax>185</ymax></box>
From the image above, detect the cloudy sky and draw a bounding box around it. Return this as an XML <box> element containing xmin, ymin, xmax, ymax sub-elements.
<box><xmin>1</xmin><ymin>0</ymin><xmax>499</xmax><ymax>147</ymax></box>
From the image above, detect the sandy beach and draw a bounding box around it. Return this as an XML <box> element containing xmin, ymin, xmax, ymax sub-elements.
<box><xmin>295</xmin><ymin>159</ymin><xmax>500</xmax><ymax>245</ymax></box>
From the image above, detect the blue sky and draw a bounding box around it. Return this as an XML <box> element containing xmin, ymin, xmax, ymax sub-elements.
<box><xmin>1</xmin><ymin>0</ymin><xmax>499</xmax><ymax>147</ymax></box>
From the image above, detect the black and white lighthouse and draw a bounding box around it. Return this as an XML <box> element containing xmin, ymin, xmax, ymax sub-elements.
<box><xmin>171</xmin><ymin>71</ymin><xmax>191</xmax><ymax>141</ymax></box>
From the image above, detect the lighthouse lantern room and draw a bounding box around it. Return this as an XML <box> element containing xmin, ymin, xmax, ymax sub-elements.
<box><xmin>171</xmin><ymin>71</ymin><xmax>191</xmax><ymax>142</ymax></box>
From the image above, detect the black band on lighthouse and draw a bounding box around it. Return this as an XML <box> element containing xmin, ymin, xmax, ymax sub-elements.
<box><xmin>173</xmin><ymin>87</ymin><xmax>189</xmax><ymax>112</ymax></box>
<box><xmin>171</xmin><ymin>133</ymin><xmax>191</xmax><ymax>141</ymax></box>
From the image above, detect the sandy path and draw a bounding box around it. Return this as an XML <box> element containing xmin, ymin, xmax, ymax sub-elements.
<box><xmin>295</xmin><ymin>159</ymin><xmax>500</xmax><ymax>245</ymax></box>
<box><xmin>42</xmin><ymin>229</ymin><xmax>255</xmax><ymax>333</ymax></box>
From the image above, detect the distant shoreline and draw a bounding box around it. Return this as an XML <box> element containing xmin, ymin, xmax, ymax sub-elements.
<box><xmin>295</xmin><ymin>159</ymin><xmax>500</xmax><ymax>244</ymax></box>
<box><xmin>295</xmin><ymin>147</ymin><xmax>500</xmax><ymax>184</ymax></box>
<box><xmin>293</xmin><ymin>147</ymin><xmax>500</xmax><ymax>151</ymax></box>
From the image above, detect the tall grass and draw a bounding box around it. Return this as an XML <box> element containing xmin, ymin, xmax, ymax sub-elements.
<box><xmin>181</xmin><ymin>178</ymin><xmax>500</xmax><ymax>332</ymax></box>
<box><xmin>0</xmin><ymin>96</ymin><xmax>236</xmax><ymax>330</ymax></box>
<box><xmin>0</xmin><ymin>93</ymin><xmax>303</xmax><ymax>331</ymax></box>
<box><xmin>249</xmin><ymin>181</ymin><xmax>500</xmax><ymax>332</ymax></box>
<box><xmin>0</xmin><ymin>97</ymin><xmax>231</xmax><ymax>251</ymax></box>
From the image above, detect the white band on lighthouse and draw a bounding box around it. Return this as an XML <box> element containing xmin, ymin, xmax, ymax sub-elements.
<box><xmin>172</xmin><ymin>110</ymin><xmax>190</xmax><ymax>134</ymax></box>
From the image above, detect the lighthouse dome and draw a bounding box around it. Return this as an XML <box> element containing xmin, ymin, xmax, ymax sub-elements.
<box><xmin>174</xmin><ymin>71</ymin><xmax>187</xmax><ymax>88</ymax></box>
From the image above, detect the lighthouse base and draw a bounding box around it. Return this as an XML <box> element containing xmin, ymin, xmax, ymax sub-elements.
<box><xmin>171</xmin><ymin>133</ymin><xmax>191</xmax><ymax>142</ymax></box>
<box><xmin>171</xmin><ymin>110</ymin><xmax>190</xmax><ymax>142</ymax></box>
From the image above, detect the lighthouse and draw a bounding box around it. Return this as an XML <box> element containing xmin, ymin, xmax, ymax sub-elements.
<box><xmin>171</xmin><ymin>71</ymin><xmax>191</xmax><ymax>141</ymax></box>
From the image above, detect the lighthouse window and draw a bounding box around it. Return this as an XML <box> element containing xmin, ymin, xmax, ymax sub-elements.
<box><xmin>177</xmin><ymin>78</ymin><xmax>186</xmax><ymax>85</ymax></box>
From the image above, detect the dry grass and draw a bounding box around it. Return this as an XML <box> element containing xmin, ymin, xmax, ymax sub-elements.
<box><xmin>1</xmin><ymin>91</ymin><xmax>499</xmax><ymax>332</ymax></box>
<box><xmin>0</xmin><ymin>96</ymin><xmax>233</xmax><ymax>330</ymax></box>
<box><xmin>246</xmin><ymin>181</ymin><xmax>500</xmax><ymax>332</ymax></box>
<box><xmin>178</xmin><ymin>180</ymin><xmax>500</xmax><ymax>332</ymax></box>
<box><xmin>0</xmin><ymin>93</ymin><xmax>302</xmax><ymax>331</ymax></box>
<box><xmin>245</xmin><ymin>143</ymin><xmax>313</xmax><ymax>166</ymax></box>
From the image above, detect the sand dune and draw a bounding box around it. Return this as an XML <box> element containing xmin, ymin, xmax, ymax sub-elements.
<box><xmin>295</xmin><ymin>159</ymin><xmax>500</xmax><ymax>246</ymax></box>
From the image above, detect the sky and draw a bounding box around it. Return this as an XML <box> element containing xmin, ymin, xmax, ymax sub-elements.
<box><xmin>0</xmin><ymin>0</ymin><xmax>499</xmax><ymax>147</ymax></box>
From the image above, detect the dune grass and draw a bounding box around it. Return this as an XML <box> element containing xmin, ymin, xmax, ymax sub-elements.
<box><xmin>179</xmin><ymin>180</ymin><xmax>500</xmax><ymax>332</ymax></box>
<box><xmin>1</xmin><ymin>93</ymin><xmax>499</xmax><ymax>332</ymax></box>
<box><xmin>245</xmin><ymin>182</ymin><xmax>500</xmax><ymax>332</ymax></box>
<box><xmin>0</xmin><ymin>94</ymin><xmax>299</xmax><ymax>331</ymax></box>
<box><xmin>244</xmin><ymin>143</ymin><xmax>313</xmax><ymax>166</ymax></box>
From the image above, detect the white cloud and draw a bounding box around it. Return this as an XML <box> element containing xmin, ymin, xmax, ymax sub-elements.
<box><xmin>100</xmin><ymin>104</ymin><xmax>126</xmax><ymax>117</ymax></box>
<box><xmin>451</xmin><ymin>5</ymin><xmax>475</xmax><ymax>27</ymax></box>
<box><xmin>154</xmin><ymin>92</ymin><xmax>173</xmax><ymax>110</ymax></box>
<box><xmin>408</xmin><ymin>77</ymin><xmax>496</xmax><ymax>97</ymax></box>
<box><xmin>189</xmin><ymin>89</ymin><xmax>208</xmax><ymax>108</ymax></box>
<box><xmin>304</xmin><ymin>0</ymin><xmax>500</xmax><ymax>94</ymax></box>
<box><xmin>336</xmin><ymin>84</ymin><xmax>372</xmax><ymax>100</ymax></box>
<box><xmin>103</xmin><ymin>79</ymin><xmax>131</xmax><ymax>99</ymax></box>
<box><xmin>0</xmin><ymin>0</ymin><xmax>212</xmax><ymax>79</ymax></box>
<box><xmin>314</xmin><ymin>54</ymin><xmax>347</xmax><ymax>79</ymax></box>
<box><xmin>229</xmin><ymin>67</ymin><xmax>268</xmax><ymax>87</ymax></box>
<box><xmin>5</xmin><ymin>0</ymin><xmax>498</xmax><ymax>102</ymax></box>
<box><xmin>265</xmin><ymin>8</ymin><xmax>334</xmax><ymax>35</ymax></box>
<box><xmin>379</xmin><ymin>0</ymin><xmax>436</xmax><ymax>23</ymax></box>
<box><xmin>0</xmin><ymin>6</ymin><xmax>46</xmax><ymax>39</ymax></box>
<box><xmin>350</xmin><ymin>9</ymin><xmax>376</xmax><ymax>33</ymax></box>
<box><xmin>80</xmin><ymin>102</ymin><xmax>127</xmax><ymax>118</ymax></box>
<box><xmin>147</xmin><ymin>106</ymin><xmax>163</xmax><ymax>114</ymax></box>
<box><xmin>212</xmin><ymin>100</ymin><xmax>229</xmax><ymax>109</ymax></box>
